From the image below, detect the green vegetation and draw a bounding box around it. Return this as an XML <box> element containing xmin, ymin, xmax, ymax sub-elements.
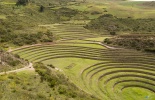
<box><xmin>16</xmin><ymin>0</ymin><xmax>29</xmax><ymax>6</ymax></box>
<box><xmin>1</xmin><ymin>0</ymin><xmax>155</xmax><ymax>99</ymax></box>
<box><xmin>85</xmin><ymin>14</ymin><xmax>155</xmax><ymax>33</ymax></box>
<box><xmin>53</xmin><ymin>7</ymin><xmax>79</xmax><ymax>21</ymax></box>
<box><xmin>43</xmin><ymin>23</ymin><xmax>100</xmax><ymax>40</ymax></box>
<box><xmin>12</xmin><ymin>38</ymin><xmax>155</xmax><ymax>100</ymax></box>
<box><xmin>1</xmin><ymin>30</ymin><xmax>55</xmax><ymax>46</ymax></box>
<box><xmin>0</xmin><ymin>71</ymin><xmax>50</xmax><ymax>100</ymax></box>
<box><xmin>0</xmin><ymin>63</ymin><xmax>97</xmax><ymax>100</ymax></box>
<box><xmin>0</xmin><ymin>51</ymin><xmax>27</xmax><ymax>72</ymax></box>
<box><xmin>34</xmin><ymin>62</ymin><xmax>97</xmax><ymax>100</ymax></box>
<box><xmin>104</xmin><ymin>34</ymin><xmax>155</xmax><ymax>51</ymax></box>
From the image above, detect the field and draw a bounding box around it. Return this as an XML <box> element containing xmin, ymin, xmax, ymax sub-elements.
<box><xmin>12</xmin><ymin>22</ymin><xmax>155</xmax><ymax>100</ymax></box>
<box><xmin>0</xmin><ymin>0</ymin><xmax>155</xmax><ymax>99</ymax></box>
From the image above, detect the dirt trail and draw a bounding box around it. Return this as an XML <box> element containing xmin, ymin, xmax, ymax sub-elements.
<box><xmin>98</xmin><ymin>42</ymin><xmax>123</xmax><ymax>49</ymax></box>
<box><xmin>0</xmin><ymin>63</ymin><xmax>34</xmax><ymax>75</ymax></box>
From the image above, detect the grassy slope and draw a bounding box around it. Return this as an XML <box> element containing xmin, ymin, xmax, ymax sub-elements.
<box><xmin>0</xmin><ymin>68</ymin><xmax>97</xmax><ymax>100</ymax></box>
<box><xmin>42</xmin><ymin>58</ymin><xmax>102</xmax><ymax>94</ymax></box>
<box><xmin>75</xmin><ymin>0</ymin><xmax>155</xmax><ymax>18</ymax></box>
<box><xmin>0</xmin><ymin>70</ymin><xmax>50</xmax><ymax>100</ymax></box>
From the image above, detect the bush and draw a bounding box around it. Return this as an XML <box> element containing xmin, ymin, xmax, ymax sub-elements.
<box><xmin>110</xmin><ymin>31</ymin><xmax>116</xmax><ymax>35</ymax></box>
<box><xmin>16</xmin><ymin>0</ymin><xmax>29</xmax><ymax>6</ymax></box>
<box><xmin>47</xmin><ymin>64</ymin><xmax>55</xmax><ymax>68</ymax></box>
<box><xmin>2</xmin><ymin>31</ymin><xmax>54</xmax><ymax>46</ymax></box>
<box><xmin>37</xmin><ymin>93</ymin><xmax>46</xmax><ymax>98</ymax></box>
<box><xmin>33</xmin><ymin>63</ymin><xmax>97</xmax><ymax>100</ymax></box>
<box><xmin>107</xmin><ymin>34</ymin><xmax>155</xmax><ymax>50</ymax></box>
<box><xmin>91</xmin><ymin>11</ymin><xmax>101</xmax><ymax>15</ymax></box>
<box><xmin>8</xmin><ymin>60</ymin><xmax>20</xmax><ymax>66</ymax></box>
<box><xmin>85</xmin><ymin>15</ymin><xmax>155</xmax><ymax>33</ymax></box>
<box><xmin>104</xmin><ymin>38</ymin><xmax>112</xmax><ymax>44</ymax></box>
<box><xmin>14</xmin><ymin>54</ymin><xmax>20</xmax><ymax>58</ymax></box>
<box><xmin>39</xmin><ymin>5</ymin><xmax>45</xmax><ymax>12</ymax></box>
<box><xmin>145</xmin><ymin>48</ymin><xmax>155</xmax><ymax>53</ymax></box>
<box><xmin>58</xmin><ymin>85</ymin><xmax>67</xmax><ymax>94</ymax></box>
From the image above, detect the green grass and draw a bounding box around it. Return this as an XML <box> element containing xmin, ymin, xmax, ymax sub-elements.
<box><xmin>106</xmin><ymin>1</ymin><xmax>155</xmax><ymax>18</ymax></box>
<box><xmin>0</xmin><ymin>15</ymin><xmax>6</xmax><ymax>19</ymax></box>
<box><xmin>0</xmin><ymin>70</ymin><xmax>51</xmax><ymax>100</ymax></box>
<box><xmin>12</xmin><ymin>40</ymin><xmax>155</xmax><ymax>100</ymax></box>
<box><xmin>56</xmin><ymin>43</ymin><xmax>105</xmax><ymax>48</ymax></box>
<box><xmin>43</xmin><ymin>58</ymin><xmax>102</xmax><ymax>93</ymax></box>
<box><xmin>1</xmin><ymin>0</ymin><xmax>155</xmax><ymax>99</ymax></box>
<box><xmin>0</xmin><ymin>69</ymin><xmax>96</xmax><ymax>100</ymax></box>
<box><xmin>122</xmin><ymin>87</ymin><xmax>155</xmax><ymax>100</ymax></box>
<box><xmin>0</xmin><ymin>2</ymin><xmax>16</xmax><ymax>5</ymax></box>
<box><xmin>85</xmin><ymin>36</ymin><xmax>111</xmax><ymax>42</ymax></box>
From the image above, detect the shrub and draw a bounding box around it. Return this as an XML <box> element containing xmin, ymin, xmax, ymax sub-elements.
<box><xmin>8</xmin><ymin>75</ymin><xmax>15</xmax><ymax>79</ymax></box>
<box><xmin>85</xmin><ymin>15</ymin><xmax>155</xmax><ymax>33</ymax></box>
<box><xmin>39</xmin><ymin>5</ymin><xmax>45</xmax><ymax>12</ymax></box>
<box><xmin>8</xmin><ymin>60</ymin><xmax>20</xmax><ymax>66</ymax></box>
<box><xmin>104</xmin><ymin>38</ymin><xmax>112</xmax><ymax>44</ymax></box>
<box><xmin>14</xmin><ymin>54</ymin><xmax>20</xmax><ymax>58</ymax></box>
<box><xmin>11</xmin><ymin>89</ymin><xmax>16</xmax><ymax>93</ymax></box>
<box><xmin>91</xmin><ymin>11</ymin><xmax>101</xmax><ymax>15</ymax></box>
<box><xmin>110</xmin><ymin>31</ymin><xmax>116</xmax><ymax>35</ymax></box>
<box><xmin>37</xmin><ymin>93</ymin><xmax>46</xmax><ymax>98</ymax></box>
<box><xmin>58</xmin><ymin>85</ymin><xmax>67</xmax><ymax>94</ymax></box>
<box><xmin>16</xmin><ymin>0</ymin><xmax>29</xmax><ymax>6</ymax></box>
<box><xmin>47</xmin><ymin>64</ymin><xmax>55</xmax><ymax>68</ymax></box>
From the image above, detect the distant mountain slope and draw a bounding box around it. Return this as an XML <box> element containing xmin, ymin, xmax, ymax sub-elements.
<box><xmin>142</xmin><ymin>1</ymin><xmax>155</xmax><ymax>8</ymax></box>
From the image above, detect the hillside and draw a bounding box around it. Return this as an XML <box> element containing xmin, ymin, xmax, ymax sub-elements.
<box><xmin>0</xmin><ymin>0</ymin><xmax>155</xmax><ymax>100</ymax></box>
<box><xmin>0</xmin><ymin>50</ymin><xmax>28</xmax><ymax>72</ymax></box>
<box><xmin>85</xmin><ymin>14</ymin><xmax>155</xmax><ymax>33</ymax></box>
<box><xmin>104</xmin><ymin>34</ymin><xmax>155</xmax><ymax>50</ymax></box>
<box><xmin>142</xmin><ymin>1</ymin><xmax>155</xmax><ymax>8</ymax></box>
<box><xmin>0</xmin><ymin>62</ymin><xmax>97</xmax><ymax>100</ymax></box>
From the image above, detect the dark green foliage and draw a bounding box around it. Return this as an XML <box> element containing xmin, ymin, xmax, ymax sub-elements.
<box><xmin>37</xmin><ymin>93</ymin><xmax>46</xmax><ymax>98</ymax></box>
<box><xmin>1</xmin><ymin>31</ymin><xmax>54</xmax><ymax>46</ymax></box>
<box><xmin>145</xmin><ymin>48</ymin><xmax>155</xmax><ymax>53</ymax></box>
<box><xmin>110</xmin><ymin>31</ymin><xmax>116</xmax><ymax>35</ymax></box>
<box><xmin>91</xmin><ymin>11</ymin><xmax>101</xmax><ymax>15</ymax></box>
<box><xmin>8</xmin><ymin>60</ymin><xmax>20</xmax><ymax>66</ymax></box>
<box><xmin>39</xmin><ymin>5</ymin><xmax>45</xmax><ymax>12</ymax></box>
<box><xmin>58</xmin><ymin>85</ymin><xmax>77</xmax><ymax>98</ymax></box>
<box><xmin>34</xmin><ymin>63</ymin><xmax>58</xmax><ymax>87</ymax></box>
<box><xmin>14</xmin><ymin>54</ymin><xmax>20</xmax><ymax>59</ymax></box>
<box><xmin>86</xmin><ymin>14</ymin><xmax>155</xmax><ymax>32</ymax></box>
<box><xmin>16</xmin><ymin>0</ymin><xmax>29</xmax><ymax>6</ymax></box>
<box><xmin>105</xmin><ymin>34</ymin><xmax>155</xmax><ymax>50</ymax></box>
<box><xmin>3</xmin><ymin>53</ymin><xmax>21</xmax><ymax>66</ymax></box>
<box><xmin>58</xmin><ymin>85</ymin><xmax>67</xmax><ymax>94</ymax></box>
<box><xmin>100</xmin><ymin>14</ymin><xmax>113</xmax><ymax>18</ymax></box>
<box><xmin>47</xmin><ymin>64</ymin><xmax>55</xmax><ymax>68</ymax></box>
<box><xmin>104</xmin><ymin>38</ymin><xmax>112</xmax><ymax>44</ymax></box>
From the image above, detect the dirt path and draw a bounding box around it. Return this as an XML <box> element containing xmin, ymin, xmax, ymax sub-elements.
<box><xmin>4</xmin><ymin>35</ymin><xmax>120</xmax><ymax>76</ymax></box>
<box><xmin>0</xmin><ymin>63</ymin><xmax>34</xmax><ymax>75</ymax></box>
<box><xmin>98</xmin><ymin>42</ymin><xmax>123</xmax><ymax>49</ymax></box>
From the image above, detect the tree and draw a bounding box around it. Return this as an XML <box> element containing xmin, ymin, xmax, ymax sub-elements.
<box><xmin>16</xmin><ymin>0</ymin><xmax>29</xmax><ymax>6</ymax></box>
<box><xmin>39</xmin><ymin>5</ymin><xmax>45</xmax><ymax>12</ymax></box>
